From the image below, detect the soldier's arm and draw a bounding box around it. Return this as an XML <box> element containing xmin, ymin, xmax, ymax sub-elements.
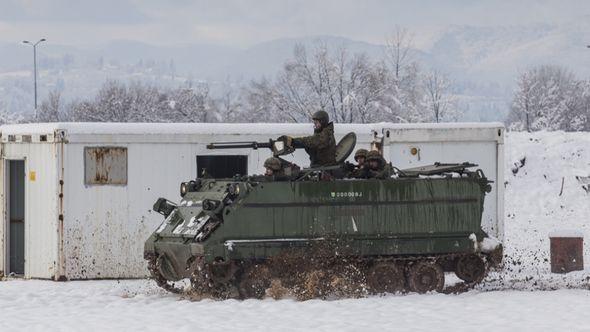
<box><xmin>293</xmin><ymin>130</ymin><xmax>331</xmax><ymax>150</ymax></box>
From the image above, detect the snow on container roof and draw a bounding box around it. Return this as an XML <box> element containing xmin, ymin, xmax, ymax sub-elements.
<box><xmin>382</xmin><ymin>122</ymin><xmax>504</xmax><ymax>130</ymax></box>
<box><xmin>0</xmin><ymin>121</ymin><xmax>505</xmax><ymax>136</ymax></box>
<box><xmin>0</xmin><ymin>122</ymin><xmax>506</xmax><ymax>144</ymax></box>
<box><xmin>0</xmin><ymin>122</ymin><xmax>386</xmax><ymax>136</ymax></box>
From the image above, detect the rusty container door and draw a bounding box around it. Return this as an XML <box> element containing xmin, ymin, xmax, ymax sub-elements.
<box><xmin>549</xmin><ymin>233</ymin><xmax>584</xmax><ymax>273</ymax></box>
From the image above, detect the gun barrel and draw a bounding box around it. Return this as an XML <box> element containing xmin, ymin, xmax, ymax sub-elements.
<box><xmin>206</xmin><ymin>141</ymin><xmax>272</xmax><ymax>150</ymax></box>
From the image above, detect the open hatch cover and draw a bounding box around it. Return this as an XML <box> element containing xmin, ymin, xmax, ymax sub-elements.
<box><xmin>335</xmin><ymin>132</ymin><xmax>357</xmax><ymax>164</ymax></box>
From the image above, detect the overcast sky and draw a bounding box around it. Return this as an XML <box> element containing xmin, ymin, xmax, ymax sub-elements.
<box><xmin>1</xmin><ymin>0</ymin><xmax>590</xmax><ymax>48</ymax></box>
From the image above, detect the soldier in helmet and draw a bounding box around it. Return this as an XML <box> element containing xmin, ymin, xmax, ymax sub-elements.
<box><xmin>348</xmin><ymin>148</ymin><xmax>368</xmax><ymax>178</ymax></box>
<box><xmin>264</xmin><ymin>157</ymin><xmax>284</xmax><ymax>177</ymax></box>
<box><xmin>280</xmin><ymin>110</ymin><xmax>336</xmax><ymax>167</ymax></box>
<box><xmin>364</xmin><ymin>150</ymin><xmax>393</xmax><ymax>179</ymax></box>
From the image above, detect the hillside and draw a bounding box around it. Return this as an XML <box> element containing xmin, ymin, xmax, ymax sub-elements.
<box><xmin>3</xmin><ymin>19</ymin><xmax>590</xmax><ymax>120</ymax></box>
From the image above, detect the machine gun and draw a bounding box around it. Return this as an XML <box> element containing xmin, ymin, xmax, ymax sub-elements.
<box><xmin>206</xmin><ymin>138</ymin><xmax>296</xmax><ymax>157</ymax></box>
<box><xmin>207</xmin><ymin>138</ymin><xmax>300</xmax><ymax>177</ymax></box>
<box><xmin>207</xmin><ymin>132</ymin><xmax>357</xmax><ymax>162</ymax></box>
<box><xmin>207</xmin><ymin>133</ymin><xmax>358</xmax><ymax>180</ymax></box>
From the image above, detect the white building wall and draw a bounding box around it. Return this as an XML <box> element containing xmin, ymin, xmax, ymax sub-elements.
<box><xmin>0</xmin><ymin>122</ymin><xmax>503</xmax><ymax>279</ymax></box>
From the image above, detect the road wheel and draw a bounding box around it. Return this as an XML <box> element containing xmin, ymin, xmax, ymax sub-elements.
<box><xmin>455</xmin><ymin>254</ymin><xmax>486</xmax><ymax>283</ymax></box>
<box><xmin>407</xmin><ymin>261</ymin><xmax>444</xmax><ymax>293</ymax></box>
<box><xmin>366</xmin><ymin>262</ymin><xmax>406</xmax><ymax>293</ymax></box>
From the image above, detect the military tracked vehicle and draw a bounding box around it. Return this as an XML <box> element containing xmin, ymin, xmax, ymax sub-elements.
<box><xmin>144</xmin><ymin>133</ymin><xmax>502</xmax><ymax>298</ymax></box>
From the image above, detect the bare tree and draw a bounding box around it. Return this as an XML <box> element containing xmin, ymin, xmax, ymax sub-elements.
<box><xmin>423</xmin><ymin>70</ymin><xmax>455</xmax><ymax>123</ymax></box>
<box><xmin>385</xmin><ymin>26</ymin><xmax>414</xmax><ymax>80</ymax></box>
<box><xmin>217</xmin><ymin>77</ymin><xmax>244</xmax><ymax>122</ymax></box>
<box><xmin>37</xmin><ymin>90</ymin><xmax>62</xmax><ymax>122</ymax></box>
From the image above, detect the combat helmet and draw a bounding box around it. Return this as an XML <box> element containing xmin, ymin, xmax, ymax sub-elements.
<box><xmin>354</xmin><ymin>149</ymin><xmax>368</xmax><ymax>161</ymax></box>
<box><xmin>264</xmin><ymin>157</ymin><xmax>282</xmax><ymax>171</ymax></box>
<box><xmin>366</xmin><ymin>150</ymin><xmax>383</xmax><ymax>161</ymax></box>
<box><xmin>312</xmin><ymin>110</ymin><xmax>330</xmax><ymax>128</ymax></box>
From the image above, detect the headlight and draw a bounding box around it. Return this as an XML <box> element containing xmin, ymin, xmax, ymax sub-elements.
<box><xmin>180</xmin><ymin>182</ymin><xmax>188</xmax><ymax>197</ymax></box>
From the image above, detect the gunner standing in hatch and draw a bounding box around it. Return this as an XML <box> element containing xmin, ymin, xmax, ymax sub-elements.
<box><xmin>281</xmin><ymin>110</ymin><xmax>336</xmax><ymax>167</ymax></box>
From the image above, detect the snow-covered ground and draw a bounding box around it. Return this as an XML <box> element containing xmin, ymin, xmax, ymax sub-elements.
<box><xmin>1</xmin><ymin>279</ymin><xmax>589</xmax><ymax>331</ymax></box>
<box><xmin>1</xmin><ymin>131</ymin><xmax>590</xmax><ymax>331</ymax></box>
<box><xmin>501</xmin><ymin>131</ymin><xmax>590</xmax><ymax>282</ymax></box>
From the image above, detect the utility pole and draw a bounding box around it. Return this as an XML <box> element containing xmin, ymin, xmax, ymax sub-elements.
<box><xmin>22</xmin><ymin>38</ymin><xmax>46</xmax><ymax>118</ymax></box>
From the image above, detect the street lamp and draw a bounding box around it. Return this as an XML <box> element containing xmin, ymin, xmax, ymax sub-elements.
<box><xmin>22</xmin><ymin>38</ymin><xmax>46</xmax><ymax>117</ymax></box>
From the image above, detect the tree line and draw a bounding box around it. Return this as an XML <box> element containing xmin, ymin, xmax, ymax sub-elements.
<box><xmin>3</xmin><ymin>31</ymin><xmax>589</xmax><ymax>131</ymax></box>
<box><xmin>26</xmin><ymin>29</ymin><xmax>457</xmax><ymax>125</ymax></box>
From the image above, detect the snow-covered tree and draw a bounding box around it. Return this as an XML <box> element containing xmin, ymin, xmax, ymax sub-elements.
<box><xmin>0</xmin><ymin>99</ymin><xmax>22</xmax><ymax>124</ymax></box>
<box><xmin>245</xmin><ymin>43</ymin><xmax>400</xmax><ymax>124</ymax></box>
<box><xmin>168</xmin><ymin>83</ymin><xmax>216</xmax><ymax>122</ymax></box>
<box><xmin>63</xmin><ymin>80</ymin><xmax>219</xmax><ymax>123</ymax></box>
<box><xmin>507</xmin><ymin>65</ymin><xmax>587</xmax><ymax>131</ymax></box>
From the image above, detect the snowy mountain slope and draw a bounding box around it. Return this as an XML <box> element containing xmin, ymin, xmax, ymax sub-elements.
<box><xmin>427</xmin><ymin>20</ymin><xmax>590</xmax><ymax>83</ymax></box>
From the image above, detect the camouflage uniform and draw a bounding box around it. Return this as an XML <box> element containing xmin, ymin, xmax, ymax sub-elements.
<box><xmin>292</xmin><ymin>111</ymin><xmax>336</xmax><ymax>167</ymax></box>
<box><xmin>364</xmin><ymin>150</ymin><xmax>393</xmax><ymax>179</ymax></box>
<box><xmin>264</xmin><ymin>157</ymin><xmax>284</xmax><ymax>177</ymax></box>
<box><xmin>349</xmin><ymin>148</ymin><xmax>368</xmax><ymax>178</ymax></box>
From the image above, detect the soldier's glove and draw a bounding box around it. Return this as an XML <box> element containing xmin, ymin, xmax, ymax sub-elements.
<box><xmin>278</xmin><ymin>135</ymin><xmax>293</xmax><ymax>148</ymax></box>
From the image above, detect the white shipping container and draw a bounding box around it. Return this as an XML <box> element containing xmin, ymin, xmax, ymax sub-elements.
<box><xmin>0</xmin><ymin>122</ymin><xmax>504</xmax><ymax>280</ymax></box>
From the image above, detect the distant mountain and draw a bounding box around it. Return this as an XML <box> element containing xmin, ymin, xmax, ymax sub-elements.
<box><xmin>2</xmin><ymin>20</ymin><xmax>590</xmax><ymax>120</ymax></box>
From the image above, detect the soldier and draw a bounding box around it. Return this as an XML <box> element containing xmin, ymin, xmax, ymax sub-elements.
<box><xmin>264</xmin><ymin>157</ymin><xmax>284</xmax><ymax>177</ymax></box>
<box><xmin>354</xmin><ymin>148</ymin><xmax>368</xmax><ymax>168</ymax></box>
<box><xmin>364</xmin><ymin>150</ymin><xmax>393</xmax><ymax>179</ymax></box>
<box><xmin>281</xmin><ymin>110</ymin><xmax>336</xmax><ymax>167</ymax></box>
<box><xmin>348</xmin><ymin>148</ymin><xmax>368</xmax><ymax>178</ymax></box>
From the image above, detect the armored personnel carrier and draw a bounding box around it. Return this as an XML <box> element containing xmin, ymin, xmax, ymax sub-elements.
<box><xmin>144</xmin><ymin>133</ymin><xmax>502</xmax><ymax>299</ymax></box>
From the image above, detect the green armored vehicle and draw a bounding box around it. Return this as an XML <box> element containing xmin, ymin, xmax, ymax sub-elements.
<box><xmin>144</xmin><ymin>134</ymin><xmax>502</xmax><ymax>298</ymax></box>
